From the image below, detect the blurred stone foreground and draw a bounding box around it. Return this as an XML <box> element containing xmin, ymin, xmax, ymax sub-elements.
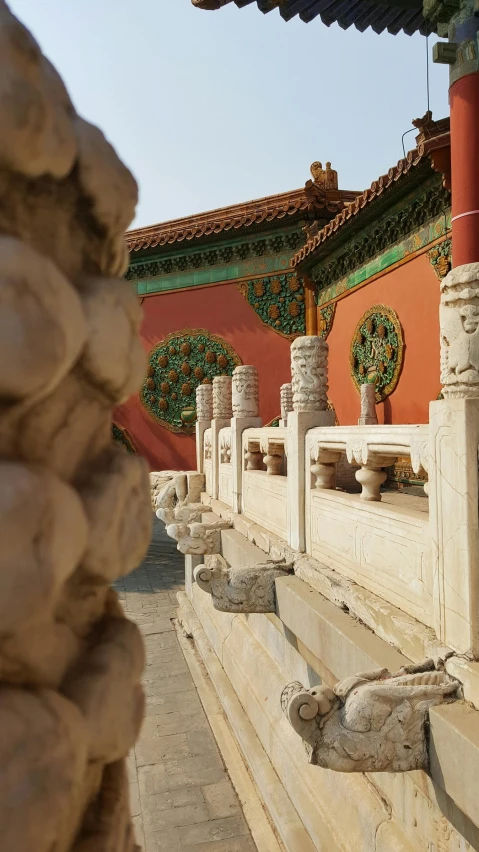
<box><xmin>0</xmin><ymin>1</ymin><xmax>154</xmax><ymax>849</ymax></box>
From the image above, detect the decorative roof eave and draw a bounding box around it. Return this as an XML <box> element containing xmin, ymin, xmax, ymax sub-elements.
<box><xmin>293</xmin><ymin>128</ymin><xmax>451</xmax><ymax>271</ymax></box>
<box><xmin>126</xmin><ymin>184</ymin><xmax>358</xmax><ymax>254</ymax></box>
<box><xmin>191</xmin><ymin>0</ymin><xmax>438</xmax><ymax>37</ymax></box>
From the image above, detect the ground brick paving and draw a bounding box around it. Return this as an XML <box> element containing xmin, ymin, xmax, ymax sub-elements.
<box><xmin>114</xmin><ymin>516</ymin><xmax>257</xmax><ymax>852</ymax></box>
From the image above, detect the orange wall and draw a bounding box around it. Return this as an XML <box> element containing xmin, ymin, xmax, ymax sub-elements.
<box><xmin>326</xmin><ymin>253</ymin><xmax>440</xmax><ymax>426</ymax></box>
<box><xmin>115</xmin><ymin>281</ymin><xmax>292</xmax><ymax>470</ymax></box>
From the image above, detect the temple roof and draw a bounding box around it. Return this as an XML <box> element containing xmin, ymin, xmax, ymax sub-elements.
<box><xmin>293</xmin><ymin>116</ymin><xmax>450</xmax><ymax>269</ymax></box>
<box><xmin>127</xmin><ymin>181</ymin><xmax>358</xmax><ymax>253</ymax></box>
<box><xmin>191</xmin><ymin>0</ymin><xmax>436</xmax><ymax>36</ymax></box>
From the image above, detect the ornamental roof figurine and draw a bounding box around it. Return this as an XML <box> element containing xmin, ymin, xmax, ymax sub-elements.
<box><xmin>310</xmin><ymin>162</ymin><xmax>338</xmax><ymax>191</ymax></box>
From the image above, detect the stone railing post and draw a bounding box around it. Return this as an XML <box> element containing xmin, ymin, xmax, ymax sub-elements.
<box><xmin>211</xmin><ymin>376</ymin><xmax>232</xmax><ymax>500</ymax></box>
<box><xmin>280</xmin><ymin>382</ymin><xmax>293</xmax><ymax>426</ymax></box>
<box><xmin>288</xmin><ymin>336</ymin><xmax>334</xmax><ymax>550</ymax></box>
<box><xmin>195</xmin><ymin>383</ymin><xmax>213</xmax><ymax>473</ymax></box>
<box><xmin>231</xmin><ymin>366</ymin><xmax>262</xmax><ymax>512</ymax></box>
<box><xmin>0</xmin><ymin>6</ymin><xmax>151</xmax><ymax>848</ymax></box>
<box><xmin>358</xmin><ymin>382</ymin><xmax>378</xmax><ymax>426</ymax></box>
<box><xmin>429</xmin><ymin>263</ymin><xmax>479</xmax><ymax>654</ymax></box>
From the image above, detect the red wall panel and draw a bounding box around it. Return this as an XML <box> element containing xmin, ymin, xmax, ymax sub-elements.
<box><xmin>327</xmin><ymin>254</ymin><xmax>440</xmax><ymax>426</ymax></box>
<box><xmin>117</xmin><ymin>254</ymin><xmax>441</xmax><ymax>468</ymax></box>
<box><xmin>115</xmin><ymin>281</ymin><xmax>292</xmax><ymax>470</ymax></box>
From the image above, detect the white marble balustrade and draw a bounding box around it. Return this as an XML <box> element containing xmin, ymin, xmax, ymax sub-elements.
<box><xmin>218</xmin><ymin>427</ymin><xmax>233</xmax><ymax>506</ymax></box>
<box><xmin>305</xmin><ymin>424</ymin><xmax>432</xmax><ymax>625</ymax></box>
<box><xmin>241</xmin><ymin>427</ymin><xmax>288</xmax><ymax>540</ymax></box>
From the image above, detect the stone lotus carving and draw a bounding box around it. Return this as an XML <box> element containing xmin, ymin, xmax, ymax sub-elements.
<box><xmin>232</xmin><ymin>365</ymin><xmax>259</xmax><ymax>418</ymax></box>
<box><xmin>440</xmin><ymin>263</ymin><xmax>479</xmax><ymax>398</ymax></box>
<box><xmin>194</xmin><ymin>554</ymin><xmax>293</xmax><ymax>612</ymax></box>
<box><xmin>166</xmin><ymin>519</ymin><xmax>231</xmax><ymax>556</ymax></box>
<box><xmin>281</xmin><ymin>662</ymin><xmax>460</xmax><ymax>773</ymax></box>
<box><xmin>291</xmin><ymin>336</ymin><xmax>329</xmax><ymax>412</ymax></box>
<box><xmin>213</xmin><ymin>375</ymin><xmax>233</xmax><ymax>419</ymax></box>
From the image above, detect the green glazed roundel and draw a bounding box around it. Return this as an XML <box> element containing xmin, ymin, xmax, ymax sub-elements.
<box><xmin>350</xmin><ymin>305</ymin><xmax>404</xmax><ymax>402</ymax></box>
<box><xmin>141</xmin><ymin>328</ymin><xmax>241</xmax><ymax>433</ymax></box>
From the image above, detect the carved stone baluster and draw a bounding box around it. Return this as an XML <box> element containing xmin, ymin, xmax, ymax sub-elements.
<box><xmin>263</xmin><ymin>441</ymin><xmax>284</xmax><ymax>475</ymax></box>
<box><xmin>355</xmin><ymin>461</ymin><xmax>389</xmax><ymax>501</ymax></box>
<box><xmin>346</xmin><ymin>440</ymin><xmax>394</xmax><ymax>502</ymax></box>
<box><xmin>280</xmin><ymin>382</ymin><xmax>293</xmax><ymax>425</ymax></box>
<box><xmin>245</xmin><ymin>440</ymin><xmax>263</xmax><ymax>471</ymax></box>
<box><xmin>311</xmin><ymin>449</ymin><xmax>341</xmax><ymax>489</ymax></box>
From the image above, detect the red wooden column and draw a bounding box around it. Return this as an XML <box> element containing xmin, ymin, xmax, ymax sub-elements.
<box><xmin>450</xmin><ymin>70</ymin><xmax>479</xmax><ymax>266</ymax></box>
<box><xmin>303</xmin><ymin>275</ymin><xmax>317</xmax><ymax>335</ymax></box>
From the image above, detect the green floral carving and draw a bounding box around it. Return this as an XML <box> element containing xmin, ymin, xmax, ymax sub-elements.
<box><xmin>141</xmin><ymin>329</ymin><xmax>241</xmax><ymax>434</ymax></box>
<box><xmin>427</xmin><ymin>238</ymin><xmax>451</xmax><ymax>280</ymax></box>
<box><xmin>318</xmin><ymin>303</ymin><xmax>336</xmax><ymax>339</ymax></box>
<box><xmin>112</xmin><ymin>423</ymin><xmax>135</xmax><ymax>453</ymax></box>
<box><xmin>350</xmin><ymin>305</ymin><xmax>404</xmax><ymax>402</ymax></box>
<box><xmin>239</xmin><ymin>272</ymin><xmax>305</xmax><ymax>338</ymax></box>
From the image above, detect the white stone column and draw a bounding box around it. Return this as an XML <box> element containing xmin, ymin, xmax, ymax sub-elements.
<box><xmin>211</xmin><ymin>376</ymin><xmax>232</xmax><ymax>500</ymax></box>
<box><xmin>429</xmin><ymin>263</ymin><xmax>479</xmax><ymax>654</ymax></box>
<box><xmin>280</xmin><ymin>382</ymin><xmax>293</xmax><ymax>426</ymax></box>
<box><xmin>195</xmin><ymin>384</ymin><xmax>213</xmax><ymax>473</ymax></box>
<box><xmin>231</xmin><ymin>366</ymin><xmax>262</xmax><ymax>513</ymax></box>
<box><xmin>288</xmin><ymin>336</ymin><xmax>334</xmax><ymax>551</ymax></box>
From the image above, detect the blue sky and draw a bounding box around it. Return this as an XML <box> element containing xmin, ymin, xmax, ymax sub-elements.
<box><xmin>10</xmin><ymin>0</ymin><xmax>449</xmax><ymax>228</ymax></box>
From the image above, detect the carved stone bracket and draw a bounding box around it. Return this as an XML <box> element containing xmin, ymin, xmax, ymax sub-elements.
<box><xmin>194</xmin><ymin>554</ymin><xmax>293</xmax><ymax>612</ymax></box>
<box><xmin>157</xmin><ymin>502</ymin><xmax>212</xmax><ymax>526</ymax></box>
<box><xmin>166</xmin><ymin>519</ymin><xmax>231</xmax><ymax>556</ymax></box>
<box><xmin>281</xmin><ymin>661</ymin><xmax>460</xmax><ymax>773</ymax></box>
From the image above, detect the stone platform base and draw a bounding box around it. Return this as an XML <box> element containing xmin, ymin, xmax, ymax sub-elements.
<box><xmin>178</xmin><ymin>523</ymin><xmax>479</xmax><ymax>852</ymax></box>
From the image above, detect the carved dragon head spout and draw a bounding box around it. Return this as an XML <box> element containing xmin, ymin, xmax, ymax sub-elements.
<box><xmin>281</xmin><ymin>662</ymin><xmax>460</xmax><ymax>773</ymax></box>
<box><xmin>193</xmin><ymin>554</ymin><xmax>293</xmax><ymax>612</ymax></box>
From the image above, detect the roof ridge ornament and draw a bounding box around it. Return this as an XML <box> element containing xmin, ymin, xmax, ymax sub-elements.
<box><xmin>310</xmin><ymin>161</ymin><xmax>338</xmax><ymax>190</ymax></box>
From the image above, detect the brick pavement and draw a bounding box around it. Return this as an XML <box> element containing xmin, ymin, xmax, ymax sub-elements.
<box><xmin>114</xmin><ymin>516</ymin><xmax>257</xmax><ymax>852</ymax></box>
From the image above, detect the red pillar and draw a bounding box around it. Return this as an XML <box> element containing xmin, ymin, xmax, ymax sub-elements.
<box><xmin>450</xmin><ymin>71</ymin><xmax>479</xmax><ymax>266</ymax></box>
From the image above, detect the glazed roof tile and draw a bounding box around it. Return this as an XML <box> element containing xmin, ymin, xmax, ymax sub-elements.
<box><xmin>192</xmin><ymin>0</ymin><xmax>435</xmax><ymax>36</ymax></box>
<box><xmin>293</xmin><ymin>125</ymin><xmax>450</xmax><ymax>268</ymax></box>
<box><xmin>126</xmin><ymin>185</ymin><xmax>356</xmax><ymax>253</ymax></box>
